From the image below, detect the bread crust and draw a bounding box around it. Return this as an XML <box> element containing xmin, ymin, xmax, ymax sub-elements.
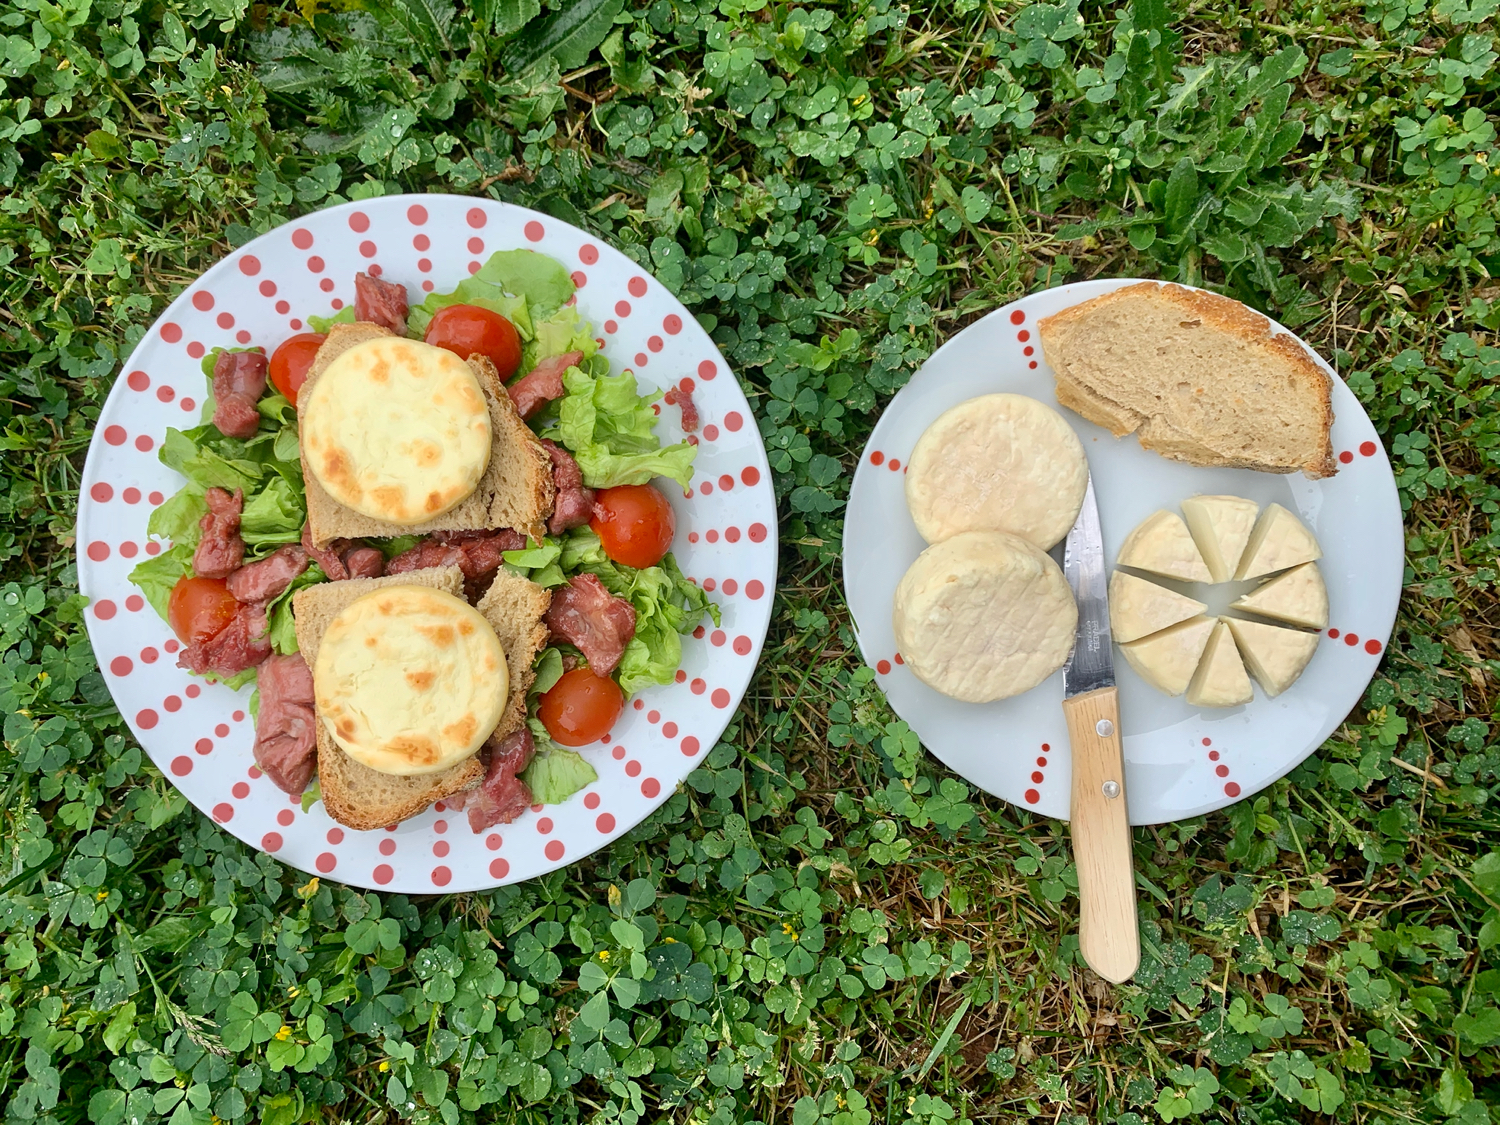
<box><xmin>475</xmin><ymin>569</ymin><xmax>552</xmax><ymax>740</ymax></box>
<box><xmin>1038</xmin><ymin>283</ymin><xmax>1337</xmax><ymax>478</ymax></box>
<box><xmin>300</xmin><ymin>323</ymin><xmax>555</xmax><ymax>546</ymax></box>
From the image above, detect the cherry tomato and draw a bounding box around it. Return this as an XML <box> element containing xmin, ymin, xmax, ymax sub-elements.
<box><xmin>268</xmin><ymin>333</ymin><xmax>326</xmax><ymax>405</ymax></box>
<box><xmin>590</xmin><ymin>484</ymin><xmax>676</xmax><ymax>569</ymax></box>
<box><xmin>424</xmin><ymin>304</ymin><xmax>523</xmax><ymax>379</ymax></box>
<box><xmin>168</xmin><ymin>576</ymin><xmax>239</xmax><ymax>645</ymax></box>
<box><xmin>538</xmin><ymin>667</ymin><xmax>624</xmax><ymax>747</ymax></box>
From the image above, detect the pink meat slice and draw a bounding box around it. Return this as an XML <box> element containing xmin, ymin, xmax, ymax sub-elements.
<box><xmin>354</xmin><ymin>272</ymin><xmax>409</xmax><ymax>335</ymax></box>
<box><xmin>193</xmin><ymin>487</ymin><xmax>245</xmax><ymax>579</ymax></box>
<box><xmin>448</xmin><ymin>728</ymin><xmax>536</xmax><ymax>831</ymax></box>
<box><xmin>253</xmin><ymin>652</ymin><xmax>317</xmax><ymax>795</ymax></box>
<box><xmin>545</xmin><ymin>573</ymin><xmax>635</xmax><ymax>675</ymax></box>
<box><xmin>541</xmin><ymin>440</ymin><xmax>595</xmax><ymax>536</ymax></box>
<box><xmin>508</xmin><ymin>351</ymin><xmax>581</xmax><ymax>420</ymax></box>
<box><xmin>343</xmin><ymin>547</ymin><xmax>384</xmax><ymax>579</ymax></box>
<box><xmin>211</xmin><ymin>350</ymin><xmax>268</xmax><ymax>439</ymax></box>
<box><xmin>226</xmin><ymin>545</ymin><xmax>309</xmax><ymax>604</ymax></box>
<box><xmin>177</xmin><ymin>600</ymin><xmax>271</xmax><ymax>677</ymax></box>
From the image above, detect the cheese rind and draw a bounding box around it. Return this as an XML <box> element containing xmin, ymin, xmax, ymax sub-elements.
<box><xmin>1119</xmin><ymin>615</ymin><xmax>1215</xmax><ymax>696</ymax></box>
<box><xmin>1116</xmin><ymin>510</ymin><xmax>1212</xmax><ymax>583</ymax></box>
<box><xmin>1234</xmin><ymin>502</ymin><xmax>1322</xmax><ymax>580</ymax></box>
<box><xmin>314</xmin><ymin>585</ymin><xmax>508</xmax><ymax>776</ymax></box>
<box><xmin>301</xmin><ymin>337</ymin><xmax>493</xmax><ymax>526</ymax></box>
<box><xmin>1225</xmin><ymin>617</ymin><xmax>1319</xmax><ymax>697</ymax></box>
<box><xmin>892</xmin><ymin>530</ymin><xmax>1077</xmax><ymax>703</ymax></box>
<box><xmin>1186</xmin><ymin>620</ymin><xmax>1254</xmax><ymax>708</ymax></box>
<box><xmin>904</xmin><ymin>393</ymin><xmax>1088</xmax><ymax>550</ymax></box>
<box><xmin>1231</xmin><ymin>562</ymin><xmax>1328</xmax><ymax>630</ymax></box>
<box><xmin>1181</xmin><ymin>495</ymin><xmax>1259</xmax><ymax>583</ymax></box>
<box><xmin>1108</xmin><ymin>571</ymin><xmax>1207</xmax><ymax>643</ymax></box>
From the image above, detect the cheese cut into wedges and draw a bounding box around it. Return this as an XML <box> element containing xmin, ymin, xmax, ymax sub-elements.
<box><xmin>1186</xmin><ymin>620</ymin><xmax>1254</xmax><ymax>708</ymax></box>
<box><xmin>1109</xmin><ymin>571</ymin><xmax>1207</xmax><ymax>643</ymax></box>
<box><xmin>1116</xmin><ymin>510</ymin><xmax>1212</xmax><ymax>582</ymax></box>
<box><xmin>1235</xmin><ymin>503</ymin><xmax>1322</xmax><ymax>580</ymax></box>
<box><xmin>1225</xmin><ymin>617</ymin><xmax>1319</xmax><ymax>697</ymax></box>
<box><xmin>1119</xmin><ymin>615</ymin><xmax>1215</xmax><ymax>696</ymax></box>
<box><xmin>1231</xmin><ymin>562</ymin><xmax>1328</xmax><ymax>630</ymax></box>
<box><xmin>1181</xmin><ymin>495</ymin><xmax>1259</xmax><ymax>583</ymax></box>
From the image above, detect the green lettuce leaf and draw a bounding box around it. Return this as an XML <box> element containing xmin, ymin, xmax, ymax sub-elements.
<box><xmin>406</xmin><ymin>248</ymin><xmax>575</xmax><ymax>338</ymax></box>
<box><xmin>128</xmin><ymin>544</ymin><xmax>193</xmax><ymax>623</ymax></box>
<box><xmin>503</xmin><ymin>539</ymin><xmax>562</xmax><ymax>569</ymax></box>
<box><xmin>159</xmin><ymin>428</ymin><xmax>264</xmax><ymax>494</ymax></box>
<box><xmin>240</xmin><ymin>477</ymin><xmax>306</xmax><ymax>547</ymax></box>
<box><xmin>521</xmin><ymin>747</ymin><xmax>598</xmax><ymax>805</ymax></box>
<box><xmin>532</xmin><ymin>647</ymin><xmax>565</xmax><ymax>696</ymax></box>
<box><xmin>300</xmin><ymin>779</ymin><xmax>322</xmax><ymax>812</ymax></box>
<box><xmin>306</xmin><ymin>306</ymin><xmax>356</xmax><ymax>333</ymax></box>
<box><xmin>521</xmin><ymin>305</ymin><xmax>599</xmax><ymax>376</ymax></box>
<box><xmin>379</xmin><ymin>535</ymin><xmax>423</xmax><ymax>559</ymax></box>
<box><xmin>555</xmin><ymin>362</ymin><xmax>696</xmax><ymax>488</ymax></box>
<box><xmin>203</xmin><ymin>666</ymin><xmax>259</xmax><ymax>691</ymax></box>
<box><xmin>147</xmin><ymin>485</ymin><xmax>207</xmax><ymax>548</ymax></box>
<box><xmin>265</xmin><ymin>564</ymin><xmax>327</xmax><ymax>655</ymax></box>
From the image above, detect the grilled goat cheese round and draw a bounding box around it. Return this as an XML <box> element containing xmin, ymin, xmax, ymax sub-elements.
<box><xmin>904</xmin><ymin>393</ymin><xmax>1088</xmax><ymax>550</ymax></box>
<box><xmin>301</xmin><ymin>337</ymin><xmax>492</xmax><ymax>525</ymax></box>
<box><xmin>893</xmin><ymin>530</ymin><xmax>1077</xmax><ymax>703</ymax></box>
<box><xmin>314</xmin><ymin>586</ymin><xmax>508</xmax><ymax>776</ymax></box>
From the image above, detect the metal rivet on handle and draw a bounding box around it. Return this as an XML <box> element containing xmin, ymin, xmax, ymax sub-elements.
<box><xmin>1096</xmin><ymin>718</ymin><xmax>1114</xmax><ymax>737</ymax></box>
<box><xmin>1102</xmin><ymin>780</ymin><xmax>1121</xmax><ymax>799</ymax></box>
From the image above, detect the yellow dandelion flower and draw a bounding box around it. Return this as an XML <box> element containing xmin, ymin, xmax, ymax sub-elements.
<box><xmin>379</xmin><ymin>1060</ymin><xmax>390</xmax><ymax>1072</ymax></box>
<box><xmin>274</xmin><ymin>1025</ymin><xmax>291</xmax><ymax>1041</ymax></box>
<box><xmin>96</xmin><ymin>891</ymin><xmax>109</xmax><ymax>901</ymax></box>
<box><xmin>598</xmin><ymin>950</ymin><xmax>610</xmax><ymax>961</ymax></box>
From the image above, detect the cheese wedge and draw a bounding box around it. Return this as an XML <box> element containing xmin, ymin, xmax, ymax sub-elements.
<box><xmin>1181</xmin><ymin>495</ymin><xmax>1259</xmax><ymax>583</ymax></box>
<box><xmin>1109</xmin><ymin>571</ymin><xmax>1207</xmax><ymax>643</ymax></box>
<box><xmin>893</xmin><ymin>530</ymin><xmax>1077</xmax><ymax>703</ymax></box>
<box><xmin>1186</xmin><ymin>620</ymin><xmax>1253</xmax><ymax>708</ymax></box>
<box><xmin>1231</xmin><ymin>562</ymin><xmax>1328</xmax><ymax>630</ymax></box>
<box><xmin>904</xmin><ymin>393</ymin><xmax>1089</xmax><ymax>550</ymax></box>
<box><xmin>1235</xmin><ymin>502</ymin><xmax>1322</xmax><ymax>580</ymax></box>
<box><xmin>1225</xmin><ymin>617</ymin><xmax>1319</xmax><ymax>697</ymax></box>
<box><xmin>1116</xmin><ymin>510</ymin><xmax>1212</xmax><ymax>582</ymax></box>
<box><xmin>1119</xmin><ymin>615</ymin><xmax>1215</xmax><ymax>696</ymax></box>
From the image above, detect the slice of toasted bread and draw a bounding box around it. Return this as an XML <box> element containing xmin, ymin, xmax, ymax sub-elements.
<box><xmin>1038</xmin><ymin>283</ymin><xmax>1336</xmax><ymax>478</ymax></box>
<box><xmin>292</xmin><ymin>565</ymin><xmax>484</xmax><ymax>830</ymax></box>
<box><xmin>300</xmin><ymin>323</ymin><xmax>555</xmax><ymax>547</ymax></box>
<box><xmin>475</xmin><ymin>569</ymin><xmax>553</xmax><ymax>740</ymax></box>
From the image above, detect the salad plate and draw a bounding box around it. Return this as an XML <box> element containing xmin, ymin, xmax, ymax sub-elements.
<box><xmin>77</xmin><ymin>194</ymin><xmax>777</xmax><ymax>892</ymax></box>
<box><xmin>843</xmin><ymin>279</ymin><xmax>1402</xmax><ymax>826</ymax></box>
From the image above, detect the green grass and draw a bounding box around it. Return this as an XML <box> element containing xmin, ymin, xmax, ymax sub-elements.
<box><xmin>3</xmin><ymin>0</ymin><xmax>1500</xmax><ymax>1123</ymax></box>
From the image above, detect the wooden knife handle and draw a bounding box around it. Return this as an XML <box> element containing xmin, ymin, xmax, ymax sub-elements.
<box><xmin>1063</xmin><ymin>685</ymin><xmax>1140</xmax><ymax>983</ymax></box>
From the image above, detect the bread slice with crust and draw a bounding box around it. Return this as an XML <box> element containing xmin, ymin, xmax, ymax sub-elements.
<box><xmin>299</xmin><ymin>322</ymin><xmax>554</xmax><ymax>547</ymax></box>
<box><xmin>1038</xmin><ymin>283</ymin><xmax>1337</xmax><ymax>478</ymax></box>
<box><xmin>293</xmin><ymin>566</ymin><xmax>483</xmax><ymax>830</ymax></box>
<box><xmin>475</xmin><ymin>568</ymin><xmax>553</xmax><ymax>740</ymax></box>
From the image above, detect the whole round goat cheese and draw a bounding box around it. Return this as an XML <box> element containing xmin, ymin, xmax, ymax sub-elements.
<box><xmin>892</xmin><ymin>530</ymin><xmax>1077</xmax><ymax>703</ymax></box>
<box><xmin>302</xmin><ymin>337</ymin><xmax>493</xmax><ymax>525</ymax></box>
<box><xmin>314</xmin><ymin>585</ymin><xmax>508</xmax><ymax>776</ymax></box>
<box><xmin>904</xmin><ymin>393</ymin><xmax>1088</xmax><ymax>550</ymax></box>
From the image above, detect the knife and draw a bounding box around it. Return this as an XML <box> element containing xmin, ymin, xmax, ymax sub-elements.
<box><xmin>1061</xmin><ymin>473</ymin><xmax>1140</xmax><ymax>983</ymax></box>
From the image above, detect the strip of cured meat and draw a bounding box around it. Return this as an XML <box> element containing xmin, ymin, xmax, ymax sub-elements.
<box><xmin>252</xmin><ymin>653</ymin><xmax>317</xmax><ymax>795</ymax></box>
<box><xmin>211</xmin><ymin>349</ymin><xmax>268</xmax><ymax>439</ymax></box>
<box><xmin>177</xmin><ymin>601</ymin><xmax>271</xmax><ymax>677</ymax></box>
<box><xmin>541</xmin><ymin>440</ymin><xmax>595</xmax><ymax>535</ymax></box>
<box><xmin>446</xmin><ymin>728</ymin><xmax>535</xmax><ymax>831</ymax></box>
<box><xmin>545</xmin><ymin>573</ymin><xmax>636</xmax><ymax>675</ymax></box>
<box><xmin>508</xmin><ymin>351</ymin><xmax>581</xmax><ymax>420</ymax></box>
<box><xmin>354</xmin><ymin>271</ymin><xmax>409</xmax><ymax>335</ymax></box>
<box><xmin>225</xmin><ymin>545</ymin><xmax>309</xmax><ymax>604</ymax></box>
<box><xmin>193</xmin><ymin>488</ymin><xmax>245</xmax><ymax>579</ymax></box>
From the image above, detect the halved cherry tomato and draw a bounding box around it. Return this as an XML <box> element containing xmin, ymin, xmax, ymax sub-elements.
<box><xmin>538</xmin><ymin>667</ymin><xmax>624</xmax><ymax>747</ymax></box>
<box><xmin>590</xmin><ymin>484</ymin><xmax>676</xmax><ymax>569</ymax></box>
<box><xmin>268</xmin><ymin>332</ymin><xmax>326</xmax><ymax>405</ymax></box>
<box><xmin>424</xmin><ymin>304</ymin><xmax>523</xmax><ymax>379</ymax></box>
<box><xmin>168</xmin><ymin>576</ymin><xmax>238</xmax><ymax>645</ymax></box>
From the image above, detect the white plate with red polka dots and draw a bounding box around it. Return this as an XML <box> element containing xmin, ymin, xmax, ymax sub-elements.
<box><xmin>844</xmin><ymin>279</ymin><xmax>1402</xmax><ymax>826</ymax></box>
<box><xmin>77</xmin><ymin>194</ymin><xmax>777</xmax><ymax>891</ymax></box>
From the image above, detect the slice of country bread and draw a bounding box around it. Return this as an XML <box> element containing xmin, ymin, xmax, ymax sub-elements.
<box><xmin>1038</xmin><ymin>283</ymin><xmax>1337</xmax><ymax>478</ymax></box>
<box><xmin>300</xmin><ymin>323</ymin><xmax>555</xmax><ymax>547</ymax></box>
<box><xmin>293</xmin><ymin>565</ymin><xmax>484</xmax><ymax>830</ymax></box>
<box><xmin>475</xmin><ymin>569</ymin><xmax>553</xmax><ymax>740</ymax></box>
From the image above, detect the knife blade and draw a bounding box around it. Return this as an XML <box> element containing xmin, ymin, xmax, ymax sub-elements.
<box><xmin>1059</xmin><ymin>471</ymin><xmax>1139</xmax><ymax>983</ymax></box>
<box><xmin>1062</xmin><ymin>475</ymin><xmax>1113</xmax><ymax>698</ymax></box>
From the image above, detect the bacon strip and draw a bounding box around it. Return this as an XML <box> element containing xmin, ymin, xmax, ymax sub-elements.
<box><xmin>354</xmin><ymin>272</ymin><xmax>409</xmax><ymax>335</ymax></box>
<box><xmin>211</xmin><ymin>350</ymin><xmax>268</xmax><ymax>439</ymax></box>
<box><xmin>193</xmin><ymin>488</ymin><xmax>245</xmax><ymax>579</ymax></box>
<box><xmin>177</xmin><ymin>601</ymin><xmax>271</xmax><ymax>677</ymax></box>
<box><xmin>225</xmin><ymin>545</ymin><xmax>308</xmax><ymax>604</ymax></box>
<box><xmin>508</xmin><ymin>351</ymin><xmax>581</xmax><ymax>420</ymax></box>
<box><xmin>446</xmin><ymin>728</ymin><xmax>535</xmax><ymax>831</ymax></box>
<box><xmin>542</xmin><ymin>440</ymin><xmax>595</xmax><ymax>536</ymax></box>
<box><xmin>545</xmin><ymin>573</ymin><xmax>636</xmax><ymax>675</ymax></box>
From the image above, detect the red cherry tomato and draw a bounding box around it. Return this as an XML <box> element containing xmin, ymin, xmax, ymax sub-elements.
<box><xmin>424</xmin><ymin>304</ymin><xmax>523</xmax><ymax>379</ymax></box>
<box><xmin>589</xmin><ymin>484</ymin><xmax>676</xmax><ymax>569</ymax></box>
<box><xmin>168</xmin><ymin>577</ymin><xmax>239</xmax><ymax>645</ymax></box>
<box><xmin>268</xmin><ymin>333</ymin><xmax>325</xmax><ymax>405</ymax></box>
<box><xmin>538</xmin><ymin>667</ymin><xmax>624</xmax><ymax>747</ymax></box>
